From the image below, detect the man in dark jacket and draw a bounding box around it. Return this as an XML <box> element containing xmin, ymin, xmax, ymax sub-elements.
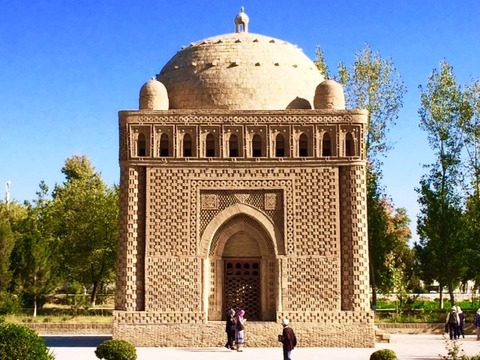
<box><xmin>280</xmin><ymin>318</ymin><xmax>297</xmax><ymax>360</ymax></box>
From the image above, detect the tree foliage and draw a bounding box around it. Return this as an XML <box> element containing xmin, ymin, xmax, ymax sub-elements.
<box><xmin>0</xmin><ymin>205</ymin><xmax>15</xmax><ymax>293</ymax></box>
<box><xmin>52</xmin><ymin>155</ymin><xmax>119</xmax><ymax>306</ymax></box>
<box><xmin>315</xmin><ymin>43</ymin><xmax>410</xmax><ymax>307</ymax></box>
<box><xmin>336</xmin><ymin>43</ymin><xmax>406</xmax><ymax>166</ymax></box>
<box><xmin>416</xmin><ymin>60</ymin><xmax>471</xmax><ymax>306</ymax></box>
<box><xmin>368</xmin><ymin>167</ymin><xmax>412</xmax><ymax>305</ymax></box>
<box><xmin>11</xmin><ymin>182</ymin><xmax>59</xmax><ymax>316</ymax></box>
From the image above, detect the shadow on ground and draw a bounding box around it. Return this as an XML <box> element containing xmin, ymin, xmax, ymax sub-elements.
<box><xmin>43</xmin><ymin>335</ymin><xmax>112</xmax><ymax>347</ymax></box>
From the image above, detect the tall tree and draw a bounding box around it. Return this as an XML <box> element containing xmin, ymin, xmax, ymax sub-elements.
<box><xmin>416</xmin><ymin>60</ymin><xmax>470</xmax><ymax>306</ymax></box>
<box><xmin>462</xmin><ymin>80</ymin><xmax>480</xmax><ymax>195</ymax></box>
<box><xmin>368</xmin><ymin>167</ymin><xmax>413</xmax><ymax>306</ymax></box>
<box><xmin>0</xmin><ymin>204</ymin><xmax>15</xmax><ymax>293</ymax></box>
<box><xmin>11</xmin><ymin>183</ymin><xmax>58</xmax><ymax>316</ymax></box>
<box><xmin>336</xmin><ymin>43</ymin><xmax>406</xmax><ymax>166</ymax></box>
<box><xmin>316</xmin><ymin>43</ymin><xmax>408</xmax><ymax>307</ymax></box>
<box><xmin>52</xmin><ymin>155</ymin><xmax>119</xmax><ymax>306</ymax></box>
<box><xmin>460</xmin><ymin>80</ymin><xmax>480</xmax><ymax>292</ymax></box>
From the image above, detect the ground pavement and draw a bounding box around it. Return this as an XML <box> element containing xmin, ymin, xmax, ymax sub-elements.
<box><xmin>45</xmin><ymin>334</ymin><xmax>480</xmax><ymax>360</ymax></box>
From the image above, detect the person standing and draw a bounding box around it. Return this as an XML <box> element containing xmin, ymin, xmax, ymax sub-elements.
<box><xmin>279</xmin><ymin>318</ymin><xmax>297</xmax><ymax>360</ymax></box>
<box><xmin>474</xmin><ymin>309</ymin><xmax>480</xmax><ymax>340</ymax></box>
<box><xmin>446</xmin><ymin>306</ymin><xmax>460</xmax><ymax>340</ymax></box>
<box><xmin>456</xmin><ymin>306</ymin><xmax>465</xmax><ymax>339</ymax></box>
<box><xmin>225</xmin><ymin>308</ymin><xmax>236</xmax><ymax>350</ymax></box>
<box><xmin>235</xmin><ymin>309</ymin><xmax>247</xmax><ymax>352</ymax></box>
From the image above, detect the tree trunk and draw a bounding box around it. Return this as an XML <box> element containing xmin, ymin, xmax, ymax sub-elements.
<box><xmin>448</xmin><ymin>280</ymin><xmax>455</xmax><ymax>307</ymax></box>
<box><xmin>90</xmin><ymin>281</ymin><xmax>98</xmax><ymax>307</ymax></box>
<box><xmin>439</xmin><ymin>282</ymin><xmax>444</xmax><ymax>309</ymax></box>
<box><xmin>33</xmin><ymin>294</ymin><xmax>37</xmax><ymax>317</ymax></box>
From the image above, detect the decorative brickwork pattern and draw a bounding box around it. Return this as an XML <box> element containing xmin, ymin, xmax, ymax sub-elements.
<box><xmin>145</xmin><ymin>257</ymin><xmax>201</xmax><ymax>312</ymax></box>
<box><xmin>339</xmin><ymin>165</ymin><xmax>370</xmax><ymax>312</ymax></box>
<box><xmin>147</xmin><ymin>168</ymin><xmax>193</xmax><ymax>256</ymax></box>
<box><xmin>116</xmin><ymin>109</ymin><xmax>373</xmax><ymax>347</ymax></box>
<box><xmin>292</xmin><ymin>166</ymin><xmax>338</xmax><ymax>256</ymax></box>
<box><xmin>193</xmin><ymin>177</ymin><xmax>293</xmax><ymax>256</ymax></box>
<box><xmin>284</xmin><ymin>257</ymin><xmax>341</xmax><ymax>313</ymax></box>
<box><xmin>112</xmin><ymin>317</ymin><xmax>374</xmax><ymax>347</ymax></box>
<box><xmin>115</xmin><ymin>166</ymin><xmax>146</xmax><ymax>312</ymax></box>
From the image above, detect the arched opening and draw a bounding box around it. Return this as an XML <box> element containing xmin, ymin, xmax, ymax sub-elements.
<box><xmin>206</xmin><ymin>133</ymin><xmax>216</xmax><ymax>157</ymax></box>
<box><xmin>137</xmin><ymin>133</ymin><xmax>146</xmax><ymax>157</ymax></box>
<box><xmin>202</xmin><ymin>207</ymin><xmax>279</xmax><ymax>322</ymax></box>
<box><xmin>275</xmin><ymin>133</ymin><xmax>285</xmax><ymax>157</ymax></box>
<box><xmin>229</xmin><ymin>134</ymin><xmax>239</xmax><ymax>157</ymax></box>
<box><xmin>183</xmin><ymin>133</ymin><xmax>193</xmax><ymax>157</ymax></box>
<box><xmin>299</xmin><ymin>133</ymin><xmax>309</xmax><ymax>157</ymax></box>
<box><xmin>160</xmin><ymin>133</ymin><xmax>170</xmax><ymax>157</ymax></box>
<box><xmin>322</xmin><ymin>132</ymin><xmax>332</xmax><ymax>156</ymax></box>
<box><xmin>252</xmin><ymin>134</ymin><xmax>262</xmax><ymax>157</ymax></box>
<box><xmin>345</xmin><ymin>132</ymin><xmax>355</xmax><ymax>156</ymax></box>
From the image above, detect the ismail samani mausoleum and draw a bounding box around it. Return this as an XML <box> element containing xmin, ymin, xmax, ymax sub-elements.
<box><xmin>114</xmin><ymin>8</ymin><xmax>374</xmax><ymax>347</ymax></box>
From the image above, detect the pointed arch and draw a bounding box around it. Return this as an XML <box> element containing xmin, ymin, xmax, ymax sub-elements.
<box><xmin>183</xmin><ymin>133</ymin><xmax>193</xmax><ymax>157</ymax></box>
<box><xmin>275</xmin><ymin>133</ymin><xmax>285</xmax><ymax>157</ymax></box>
<box><xmin>299</xmin><ymin>133</ymin><xmax>309</xmax><ymax>157</ymax></box>
<box><xmin>252</xmin><ymin>134</ymin><xmax>263</xmax><ymax>157</ymax></box>
<box><xmin>137</xmin><ymin>133</ymin><xmax>146</xmax><ymax>157</ymax></box>
<box><xmin>206</xmin><ymin>133</ymin><xmax>216</xmax><ymax>157</ymax></box>
<box><xmin>199</xmin><ymin>203</ymin><xmax>280</xmax><ymax>258</ymax></box>
<box><xmin>229</xmin><ymin>134</ymin><xmax>239</xmax><ymax>157</ymax></box>
<box><xmin>160</xmin><ymin>133</ymin><xmax>170</xmax><ymax>157</ymax></box>
<box><xmin>345</xmin><ymin>132</ymin><xmax>355</xmax><ymax>156</ymax></box>
<box><xmin>322</xmin><ymin>132</ymin><xmax>332</xmax><ymax>156</ymax></box>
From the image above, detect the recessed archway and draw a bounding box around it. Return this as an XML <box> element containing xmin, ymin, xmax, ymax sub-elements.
<box><xmin>200</xmin><ymin>205</ymin><xmax>280</xmax><ymax>321</ymax></box>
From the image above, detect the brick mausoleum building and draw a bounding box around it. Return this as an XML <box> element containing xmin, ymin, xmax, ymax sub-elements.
<box><xmin>113</xmin><ymin>8</ymin><xmax>374</xmax><ymax>347</ymax></box>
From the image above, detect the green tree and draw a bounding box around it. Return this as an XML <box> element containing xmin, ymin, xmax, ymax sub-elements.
<box><xmin>314</xmin><ymin>46</ymin><xmax>330</xmax><ymax>79</ymax></box>
<box><xmin>0</xmin><ymin>204</ymin><xmax>15</xmax><ymax>293</ymax></box>
<box><xmin>416</xmin><ymin>60</ymin><xmax>470</xmax><ymax>306</ymax></box>
<box><xmin>316</xmin><ymin>43</ymin><xmax>409</xmax><ymax>307</ymax></box>
<box><xmin>11</xmin><ymin>182</ymin><xmax>58</xmax><ymax>316</ymax></box>
<box><xmin>336</xmin><ymin>43</ymin><xmax>406</xmax><ymax>165</ymax></box>
<box><xmin>463</xmin><ymin>195</ymin><xmax>480</xmax><ymax>289</ymax></box>
<box><xmin>52</xmin><ymin>155</ymin><xmax>119</xmax><ymax>306</ymax></box>
<box><xmin>368</xmin><ymin>168</ymin><xmax>413</xmax><ymax>306</ymax></box>
<box><xmin>462</xmin><ymin>79</ymin><xmax>480</xmax><ymax>195</ymax></box>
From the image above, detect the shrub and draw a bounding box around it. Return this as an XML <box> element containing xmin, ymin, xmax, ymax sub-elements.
<box><xmin>0</xmin><ymin>291</ymin><xmax>21</xmax><ymax>314</ymax></box>
<box><xmin>95</xmin><ymin>339</ymin><xmax>137</xmax><ymax>360</ymax></box>
<box><xmin>370</xmin><ymin>348</ymin><xmax>398</xmax><ymax>360</ymax></box>
<box><xmin>0</xmin><ymin>322</ymin><xmax>55</xmax><ymax>360</ymax></box>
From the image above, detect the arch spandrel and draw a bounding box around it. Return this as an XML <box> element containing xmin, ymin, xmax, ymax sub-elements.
<box><xmin>199</xmin><ymin>203</ymin><xmax>281</xmax><ymax>258</ymax></box>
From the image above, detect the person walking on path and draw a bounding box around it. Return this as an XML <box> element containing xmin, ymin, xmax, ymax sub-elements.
<box><xmin>225</xmin><ymin>308</ymin><xmax>236</xmax><ymax>350</ymax></box>
<box><xmin>456</xmin><ymin>306</ymin><xmax>465</xmax><ymax>339</ymax></box>
<box><xmin>235</xmin><ymin>309</ymin><xmax>247</xmax><ymax>352</ymax></box>
<box><xmin>446</xmin><ymin>306</ymin><xmax>460</xmax><ymax>340</ymax></box>
<box><xmin>474</xmin><ymin>309</ymin><xmax>480</xmax><ymax>340</ymax></box>
<box><xmin>279</xmin><ymin>318</ymin><xmax>297</xmax><ymax>360</ymax></box>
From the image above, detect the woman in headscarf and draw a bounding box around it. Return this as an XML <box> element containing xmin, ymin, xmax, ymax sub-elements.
<box><xmin>225</xmin><ymin>308</ymin><xmax>236</xmax><ymax>350</ymax></box>
<box><xmin>234</xmin><ymin>309</ymin><xmax>247</xmax><ymax>352</ymax></box>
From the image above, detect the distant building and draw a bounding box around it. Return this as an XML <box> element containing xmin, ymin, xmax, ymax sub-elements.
<box><xmin>114</xmin><ymin>8</ymin><xmax>373</xmax><ymax>347</ymax></box>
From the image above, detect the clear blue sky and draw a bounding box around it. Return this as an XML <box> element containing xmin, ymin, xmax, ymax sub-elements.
<box><xmin>1</xmin><ymin>1</ymin><xmax>479</xmax><ymax>243</ymax></box>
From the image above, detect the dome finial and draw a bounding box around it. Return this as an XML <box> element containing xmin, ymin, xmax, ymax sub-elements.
<box><xmin>234</xmin><ymin>6</ymin><xmax>249</xmax><ymax>33</ymax></box>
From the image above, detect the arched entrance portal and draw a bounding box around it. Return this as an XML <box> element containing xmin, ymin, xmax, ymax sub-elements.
<box><xmin>203</xmin><ymin>208</ymin><xmax>279</xmax><ymax>321</ymax></box>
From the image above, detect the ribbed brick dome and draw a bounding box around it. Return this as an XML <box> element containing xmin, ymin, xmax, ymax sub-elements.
<box><xmin>157</xmin><ymin>31</ymin><xmax>324</xmax><ymax>110</ymax></box>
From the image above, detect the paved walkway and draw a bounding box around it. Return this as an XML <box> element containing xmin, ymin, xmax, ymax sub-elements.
<box><xmin>45</xmin><ymin>334</ymin><xmax>480</xmax><ymax>360</ymax></box>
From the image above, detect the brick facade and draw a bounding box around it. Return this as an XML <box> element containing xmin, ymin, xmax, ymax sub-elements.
<box><xmin>114</xmin><ymin>10</ymin><xmax>374</xmax><ymax>347</ymax></box>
